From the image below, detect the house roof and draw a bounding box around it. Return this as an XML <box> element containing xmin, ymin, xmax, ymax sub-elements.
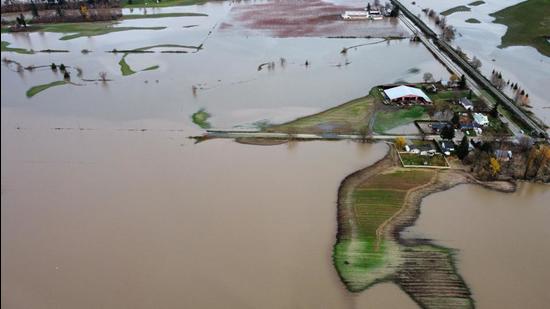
<box><xmin>384</xmin><ymin>85</ymin><xmax>432</xmax><ymax>102</ymax></box>
<box><xmin>459</xmin><ymin>97</ymin><xmax>473</xmax><ymax>108</ymax></box>
<box><xmin>473</xmin><ymin>113</ymin><xmax>489</xmax><ymax>125</ymax></box>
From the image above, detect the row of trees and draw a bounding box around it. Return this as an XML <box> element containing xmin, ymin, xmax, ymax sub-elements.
<box><xmin>422</xmin><ymin>7</ymin><xmax>456</xmax><ymax>41</ymax></box>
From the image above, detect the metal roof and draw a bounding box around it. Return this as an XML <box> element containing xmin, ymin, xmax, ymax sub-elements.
<box><xmin>384</xmin><ymin>85</ymin><xmax>432</xmax><ymax>102</ymax></box>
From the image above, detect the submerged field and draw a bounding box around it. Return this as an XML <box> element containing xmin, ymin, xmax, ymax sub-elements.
<box><xmin>490</xmin><ymin>0</ymin><xmax>550</xmax><ymax>57</ymax></box>
<box><xmin>334</xmin><ymin>167</ymin><xmax>435</xmax><ymax>290</ymax></box>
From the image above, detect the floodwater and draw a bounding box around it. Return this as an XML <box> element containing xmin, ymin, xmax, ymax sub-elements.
<box><xmin>403</xmin><ymin>183</ymin><xmax>550</xmax><ymax>309</ymax></box>
<box><xmin>2</xmin><ymin>1</ymin><xmax>549</xmax><ymax>308</ymax></box>
<box><xmin>402</xmin><ymin>0</ymin><xmax>550</xmax><ymax>126</ymax></box>
<box><xmin>1</xmin><ymin>113</ymin><xmax>414</xmax><ymax>308</ymax></box>
<box><xmin>1</xmin><ymin>2</ymin><xmax>449</xmax><ymax>131</ymax></box>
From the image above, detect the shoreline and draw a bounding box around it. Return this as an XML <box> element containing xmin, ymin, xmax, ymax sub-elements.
<box><xmin>333</xmin><ymin>146</ymin><xmax>516</xmax><ymax>308</ymax></box>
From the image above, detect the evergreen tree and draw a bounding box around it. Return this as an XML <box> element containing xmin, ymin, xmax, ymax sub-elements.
<box><xmin>456</xmin><ymin>135</ymin><xmax>469</xmax><ymax>160</ymax></box>
<box><xmin>451</xmin><ymin>112</ymin><xmax>460</xmax><ymax>128</ymax></box>
<box><xmin>31</xmin><ymin>1</ymin><xmax>39</xmax><ymax>18</ymax></box>
<box><xmin>440</xmin><ymin>125</ymin><xmax>455</xmax><ymax>140</ymax></box>
<box><xmin>459</xmin><ymin>74</ymin><xmax>466</xmax><ymax>88</ymax></box>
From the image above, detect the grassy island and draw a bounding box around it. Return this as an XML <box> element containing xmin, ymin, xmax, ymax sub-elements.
<box><xmin>1</xmin><ymin>41</ymin><xmax>34</xmax><ymax>54</ymax></box>
<box><xmin>440</xmin><ymin>5</ymin><xmax>471</xmax><ymax>16</ymax></box>
<box><xmin>26</xmin><ymin>81</ymin><xmax>68</xmax><ymax>98</ymax></box>
<box><xmin>465</xmin><ymin>18</ymin><xmax>481</xmax><ymax>24</ymax></box>
<box><xmin>490</xmin><ymin>0</ymin><xmax>550</xmax><ymax>57</ymax></box>
<box><xmin>25</xmin><ymin>23</ymin><xmax>166</xmax><ymax>41</ymax></box>
<box><xmin>192</xmin><ymin>108</ymin><xmax>212</xmax><ymax>129</ymax></box>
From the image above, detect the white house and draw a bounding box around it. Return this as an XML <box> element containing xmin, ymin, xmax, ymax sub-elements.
<box><xmin>473</xmin><ymin>113</ymin><xmax>489</xmax><ymax>126</ymax></box>
<box><xmin>459</xmin><ymin>97</ymin><xmax>474</xmax><ymax>111</ymax></box>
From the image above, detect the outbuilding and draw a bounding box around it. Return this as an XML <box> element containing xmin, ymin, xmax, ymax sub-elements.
<box><xmin>383</xmin><ymin>85</ymin><xmax>432</xmax><ymax>104</ymax></box>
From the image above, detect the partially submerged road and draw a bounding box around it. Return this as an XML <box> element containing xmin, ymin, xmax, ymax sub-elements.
<box><xmin>391</xmin><ymin>0</ymin><xmax>547</xmax><ymax>138</ymax></box>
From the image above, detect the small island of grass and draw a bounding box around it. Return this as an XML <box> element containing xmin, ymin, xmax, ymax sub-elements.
<box><xmin>468</xmin><ymin>1</ymin><xmax>485</xmax><ymax>6</ymax></box>
<box><xmin>440</xmin><ymin>5</ymin><xmax>471</xmax><ymax>16</ymax></box>
<box><xmin>465</xmin><ymin>18</ymin><xmax>481</xmax><ymax>24</ymax></box>
<box><xmin>1</xmin><ymin>41</ymin><xmax>34</xmax><ymax>54</ymax></box>
<box><xmin>490</xmin><ymin>0</ymin><xmax>550</xmax><ymax>57</ymax></box>
<box><xmin>192</xmin><ymin>108</ymin><xmax>212</xmax><ymax>129</ymax></box>
<box><xmin>26</xmin><ymin>81</ymin><xmax>68</xmax><ymax>98</ymax></box>
<box><xmin>29</xmin><ymin>22</ymin><xmax>166</xmax><ymax>41</ymax></box>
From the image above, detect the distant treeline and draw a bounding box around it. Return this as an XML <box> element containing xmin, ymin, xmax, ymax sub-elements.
<box><xmin>1</xmin><ymin>0</ymin><xmax>121</xmax><ymax>13</ymax></box>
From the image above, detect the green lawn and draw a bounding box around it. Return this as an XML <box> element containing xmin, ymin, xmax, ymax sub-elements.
<box><xmin>465</xmin><ymin>18</ymin><xmax>481</xmax><ymax>24</ymax></box>
<box><xmin>26</xmin><ymin>81</ymin><xmax>68</xmax><ymax>98</ymax></box>
<box><xmin>1</xmin><ymin>41</ymin><xmax>34</xmax><ymax>54</ymax></box>
<box><xmin>490</xmin><ymin>0</ymin><xmax>550</xmax><ymax>57</ymax></box>
<box><xmin>122</xmin><ymin>12</ymin><xmax>207</xmax><ymax>19</ymax></box>
<box><xmin>30</xmin><ymin>22</ymin><xmax>165</xmax><ymax>40</ymax></box>
<box><xmin>192</xmin><ymin>108</ymin><xmax>211</xmax><ymax>129</ymax></box>
<box><xmin>267</xmin><ymin>90</ymin><xmax>377</xmax><ymax>134</ymax></box>
<box><xmin>373</xmin><ymin>106</ymin><xmax>428</xmax><ymax>133</ymax></box>
<box><xmin>440</xmin><ymin>5</ymin><xmax>471</xmax><ymax>16</ymax></box>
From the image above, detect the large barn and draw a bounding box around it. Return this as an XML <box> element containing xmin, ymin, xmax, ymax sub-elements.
<box><xmin>383</xmin><ymin>85</ymin><xmax>432</xmax><ymax>103</ymax></box>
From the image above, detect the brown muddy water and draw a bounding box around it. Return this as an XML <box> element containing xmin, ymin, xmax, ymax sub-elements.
<box><xmin>403</xmin><ymin>183</ymin><xmax>550</xmax><ymax>309</ymax></box>
<box><xmin>2</xmin><ymin>1</ymin><xmax>549</xmax><ymax>308</ymax></box>
<box><xmin>1</xmin><ymin>118</ymin><xmax>408</xmax><ymax>309</ymax></box>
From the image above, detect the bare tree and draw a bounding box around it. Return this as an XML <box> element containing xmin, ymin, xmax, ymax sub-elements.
<box><xmin>99</xmin><ymin>71</ymin><xmax>108</xmax><ymax>82</ymax></box>
<box><xmin>470</xmin><ymin>56</ymin><xmax>482</xmax><ymax>70</ymax></box>
<box><xmin>423</xmin><ymin>72</ymin><xmax>434</xmax><ymax>82</ymax></box>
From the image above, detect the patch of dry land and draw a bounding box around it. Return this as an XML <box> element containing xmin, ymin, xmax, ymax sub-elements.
<box><xmin>333</xmin><ymin>147</ymin><xmax>515</xmax><ymax>308</ymax></box>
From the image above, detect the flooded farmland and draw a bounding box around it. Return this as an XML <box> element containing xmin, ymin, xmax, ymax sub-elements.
<box><xmin>2</xmin><ymin>1</ymin><xmax>550</xmax><ymax>308</ymax></box>
<box><xmin>401</xmin><ymin>0</ymin><xmax>550</xmax><ymax>127</ymax></box>
<box><xmin>403</xmin><ymin>183</ymin><xmax>550</xmax><ymax>309</ymax></box>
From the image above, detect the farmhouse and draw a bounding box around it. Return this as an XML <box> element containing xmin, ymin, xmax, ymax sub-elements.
<box><xmin>459</xmin><ymin>97</ymin><xmax>474</xmax><ymax>111</ymax></box>
<box><xmin>473</xmin><ymin>113</ymin><xmax>489</xmax><ymax>126</ymax></box>
<box><xmin>383</xmin><ymin>85</ymin><xmax>432</xmax><ymax>104</ymax></box>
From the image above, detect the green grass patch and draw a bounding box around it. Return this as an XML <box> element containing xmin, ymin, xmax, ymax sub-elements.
<box><xmin>373</xmin><ymin>106</ymin><xmax>428</xmax><ymax>133</ymax></box>
<box><xmin>399</xmin><ymin>153</ymin><xmax>449</xmax><ymax>167</ymax></box>
<box><xmin>31</xmin><ymin>22</ymin><xmax>166</xmax><ymax>41</ymax></box>
<box><xmin>465</xmin><ymin>18</ymin><xmax>481</xmax><ymax>24</ymax></box>
<box><xmin>142</xmin><ymin>65</ymin><xmax>159</xmax><ymax>71</ymax></box>
<box><xmin>118</xmin><ymin>55</ymin><xmax>136</xmax><ymax>76</ymax></box>
<box><xmin>267</xmin><ymin>90</ymin><xmax>377</xmax><ymax>134</ymax></box>
<box><xmin>334</xmin><ymin>169</ymin><xmax>434</xmax><ymax>291</ymax></box>
<box><xmin>26</xmin><ymin>81</ymin><xmax>67</xmax><ymax>98</ymax></box>
<box><xmin>440</xmin><ymin>5</ymin><xmax>471</xmax><ymax>16</ymax></box>
<box><xmin>192</xmin><ymin>108</ymin><xmax>211</xmax><ymax>129</ymax></box>
<box><xmin>468</xmin><ymin>1</ymin><xmax>485</xmax><ymax>6</ymax></box>
<box><xmin>122</xmin><ymin>0</ymin><xmax>216</xmax><ymax>8</ymax></box>
<box><xmin>122</xmin><ymin>12</ymin><xmax>207</xmax><ymax>19</ymax></box>
<box><xmin>1</xmin><ymin>41</ymin><xmax>34</xmax><ymax>54</ymax></box>
<box><xmin>490</xmin><ymin>0</ymin><xmax>550</xmax><ymax>57</ymax></box>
